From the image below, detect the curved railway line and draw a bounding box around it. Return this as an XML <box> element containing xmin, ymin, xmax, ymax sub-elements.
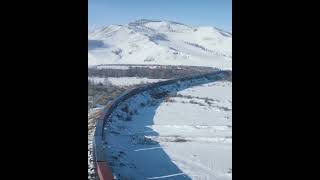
<box><xmin>92</xmin><ymin>69</ymin><xmax>232</xmax><ymax>180</ymax></box>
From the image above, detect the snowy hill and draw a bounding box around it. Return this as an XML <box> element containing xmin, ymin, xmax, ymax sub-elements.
<box><xmin>88</xmin><ymin>19</ymin><xmax>232</xmax><ymax>69</ymax></box>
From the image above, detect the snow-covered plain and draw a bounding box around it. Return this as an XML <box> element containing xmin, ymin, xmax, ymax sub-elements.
<box><xmin>88</xmin><ymin>77</ymin><xmax>168</xmax><ymax>87</ymax></box>
<box><xmin>88</xmin><ymin>19</ymin><xmax>231</xmax><ymax>69</ymax></box>
<box><xmin>88</xmin><ymin>107</ymin><xmax>104</xmax><ymax>180</ymax></box>
<box><xmin>95</xmin><ymin>65</ymin><xmax>161</xmax><ymax>70</ymax></box>
<box><xmin>103</xmin><ymin>78</ymin><xmax>232</xmax><ymax>180</ymax></box>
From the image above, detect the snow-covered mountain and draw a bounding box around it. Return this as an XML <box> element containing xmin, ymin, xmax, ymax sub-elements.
<box><xmin>88</xmin><ymin>19</ymin><xmax>232</xmax><ymax>69</ymax></box>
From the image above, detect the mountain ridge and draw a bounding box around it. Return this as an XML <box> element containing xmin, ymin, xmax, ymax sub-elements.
<box><xmin>88</xmin><ymin>19</ymin><xmax>232</xmax><ymax>69</ymax></box>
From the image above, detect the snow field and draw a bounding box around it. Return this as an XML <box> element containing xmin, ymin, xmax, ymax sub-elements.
<box><xmin>88</xmin><ymin>77</ymin><xmax>168</xmax><ymax>87</ymax></box>
<box><xmin>103</xmin><ymin>78</ymin><xmax>232</xmax><ymax>180</ymax></box>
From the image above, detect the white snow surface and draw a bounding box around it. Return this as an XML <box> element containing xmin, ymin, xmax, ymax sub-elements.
<box><xmin>88</xmin><ymin>77</ymin><xmax>167</xmax><ymax>86</ymax></box>
<box><xmin>103</xmin><ymin>78</ymin><xmax>232</xmax><ymax>180</ymax></box>
<box><xmin>88</xmin><ymin>107</ymin><xmax>105</xmax><ymax>180</ymax></box>
<box><xmin>95</xmin><ymin>65</ymin><xmax>168</xmax><ymax>70</ymax></box>
<box><xmin>88</xmin><ymin>19</ymin><xmax>232</xmax><ymax>69</ymax></box>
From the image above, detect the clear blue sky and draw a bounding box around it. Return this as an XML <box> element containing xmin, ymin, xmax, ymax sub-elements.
<box><xmin>89</xmin><ymin>0</ymin><xmax>232</xmax><ymax>32</ymax></box>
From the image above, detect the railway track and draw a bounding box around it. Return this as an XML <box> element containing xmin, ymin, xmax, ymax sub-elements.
<box><xmin>91</xmin><ymin>69</ymin><xmax>231</xmax><ymax>180</ymax></box>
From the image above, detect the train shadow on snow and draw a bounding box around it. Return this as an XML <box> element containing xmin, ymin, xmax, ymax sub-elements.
<box><xmin>103</xmin><ymin>76</ymin><xmax>227</xmax><ymax>179</ymax></box>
